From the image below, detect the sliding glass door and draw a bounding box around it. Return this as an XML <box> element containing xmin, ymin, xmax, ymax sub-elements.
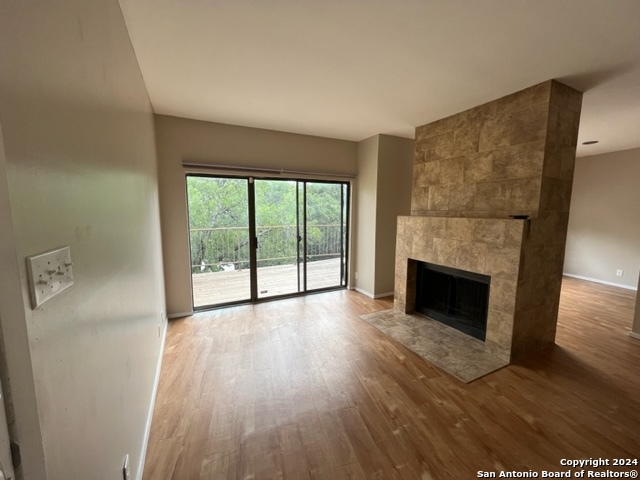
<box><xmin>186</xmin><ymin>175</ymin><xmax>349</xmax><ymax>309</ymax></box>
<box><xmin>305</xmin><ymin>181</ymin><xmax>348</xmax><ymax>290</ymax></box>
<box><xmin>255</xmin><ymin>179</ymin><xmax>300</xmax><ymax>299</ymax></box>
<box><xmin>186</xmin><ymin>176</ymin><xmax>251</xmax><ymax>308</ymax></box>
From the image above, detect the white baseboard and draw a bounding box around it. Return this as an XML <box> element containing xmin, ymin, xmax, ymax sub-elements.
<box><xmin>137</xmin><ymin>319</ymin><xmax>167</xmax><ymax>480</ymax></box>
<box><xmin>354</xmin><ymin>288</ymin><xmax>394</xmax><ymax>299</ymax></box>
<box><xmin>354</xmin><ymin>287</ymin><xmax>374</xmax><ymax>298</ymax></box>
<box><xmin>563</xmin><ymin>273</ymin><xmax>637</xmax><ymax>291</ymax></box>
<box><xmin>168</xmin><ymin>311</ymin><xmax>193</xmax><ymax>319</ymax></box>
<box><xmin>630</xmin><ymin>332</ymin><xmax>640</xmax><ymax>341</ymax></box>
<box><xmin>374</xmin><ymin>291</ymin><xmax>394</xmax><ymax>299</ymax></box>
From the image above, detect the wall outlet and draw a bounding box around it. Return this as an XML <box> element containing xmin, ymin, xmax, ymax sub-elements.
<box><xmin>616</xmin><ymin>269</ymin><xmax>624</xmax><ymax>277</ymax></box>
<box><xmin>122</xmin><ymin>454</ymin><xmax>130</xmax><ymax>480</ymax></box>
<box><xmin>355</xmin><ymin>272</ymin><xmax>359</xmax><ymax>280</ymax></box>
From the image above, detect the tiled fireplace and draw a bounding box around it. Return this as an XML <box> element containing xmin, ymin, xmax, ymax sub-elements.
<box><xmin>394</xmin><ymin>80</ymin><xmax>582</xmax><ymax>362</ymax></box>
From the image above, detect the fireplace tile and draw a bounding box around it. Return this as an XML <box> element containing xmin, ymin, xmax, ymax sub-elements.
<box><xmin>421</xmin><ymin>159</ymin><xmax>441</xmax><ymax>184</ymax></box>
<box><xmin>428</xmin><ymin>185</ymin><xmax>450</xmax><ymax>210</ymax></box>
<box><xmin>474</xmin><ymin>180</ymin><xmax>507</xmax><ymax>212</ymax></box>
<box><xmin>488</xmin><ymin>277</ymin><xmax>517</xmax><ymax>315</ymax></box>
<box><xmin>432</xmin><ymin>238</ymin><xmax>460</xmax><ymax>266</ymax></box>
<box><xmin>485</xmin><ymin>247</ymin><xmax>521</xmax><ymax>279</ymax></box>
<box><xmin>504</xmin><ymin>177</ymin><xmax>542</xmax><ymax>213</ymax></box>
<box><xmin>492</xmin><ymin>141</ymin><xmax>545</xmax><ymax>180</ymax></box>
<box><xmin>452</xmin><ymin>125</ymin><xmax>481</xmax><ymax>157</ymax></box>
<box><xmin>360</xmin><ymin>309</ymin><xmax>509</xmax><ymax>383</ymax></box>
<box><xmin>411</xmin><ymin>233</ymin><xmax>433</xmax><ymax>260</ymax></box>
<box><xmin>415</xmin><ymin>112</ymin><xmax>460</xmax><ymax>141</ymax></box>
<box><xmin>550</xmin><ymin>80</ymin><xmax>582</xmax><ymax>113</ymax></box>
<box><xmin>479</xmin><ymin>115</ymin><xmax>511</xmax><ymax>152</ymax></box>
<box><xmin>464</xmin><ymin>151</ymin><xmax>494</xmax><ymax>183</ymax></box>
<box><xmin>504</xmin><ymin>221</ymin><xmax>525</xmax><ymax>247</ymax></box>
<box><xmin>448</xmin><ymin>184</ymin><xmax>476</xmax><ymax>211</ymax></box>
<box><xmin>473</xmin><ymin>220</ymin><xmax>507</xmax><ymax>245</ymax></box>
<box><xmin>445</xmin><ymin>217</ymin><xmax>475</xmax><ymax>242</ymax></box>
<box><xmin>416</xmin><ymin>131</ymin><xmax>455</xmax><ymax>162</ymax></box>
<box><xmin>455</xmin><ymin>242</ymin><xmax>487</xmax><ymax>273</ymax></box>
<box><xmin>510</xmin><ymin>103</ymin><xmax>549</xmax><ymax>145</ymax></box>
<box><xmin>439</xmin><ymin>157</ymin><xmax>465</xmax><ymax>185</ymax></box>
<box><xmin>411</xmin><ymin>186</ymin><xmax>430</xmax><ymax>213</ymax></box>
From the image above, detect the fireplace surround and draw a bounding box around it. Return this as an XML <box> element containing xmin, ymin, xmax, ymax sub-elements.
<box><xmin>394</xmin><ymin>80</ymin><xmax>582</xmax><ymax>362</ymax></box>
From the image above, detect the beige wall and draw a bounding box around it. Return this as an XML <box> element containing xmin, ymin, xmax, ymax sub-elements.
<box><xmin>0</xmin><ymin>124</ymin><xmax>38</xmax><ymax>479</ymax></box>
<box><xmin>154</xmin><ymin>114</ymin><xmax>358</xmax><ymax>316</ymax></box>
<box><xmin>634</xmin><ymin>273</ymin><xmax>640</xmax><ymax>335</ymax></box>
<box><xmin>564</xmin><ymin>148</ymin><xmax>640</xmax><ymax>289</ymax></box>
<box><xmin>354</xmin><ymin>136</ymin><xmax>379</xmax><ymax>296</ymax></box>
<box><xmin>374</xmin><ymin>135</ymin><xmax>414</xmax><ymax>295</ymax></box>
<box><xmin>0</xmin><ymin>1</ymin><xmax>166</xmax><ymax>479</ymax></box>
<box><xmin>355</xmin><ymin>135</ymin><xmax>413</xmax><ymax>298</ymax></box>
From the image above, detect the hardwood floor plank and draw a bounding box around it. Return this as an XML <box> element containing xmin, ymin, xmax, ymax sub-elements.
<box><xmin>143</xmin><ymin>278</ymin><xmax>640</xmax><ymax>479</ymax></box>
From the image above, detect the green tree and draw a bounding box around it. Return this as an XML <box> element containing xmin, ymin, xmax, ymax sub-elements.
<box><xmin>186</xmin><ymin>177</ymin><xmax>347</xmax><ymax>272</ymax></box>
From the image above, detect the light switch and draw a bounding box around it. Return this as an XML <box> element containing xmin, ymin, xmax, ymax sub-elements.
<box><xmin>26</xmin><ymin>246</ymin><xmax>74</xmax><ymax>309</ymax></box>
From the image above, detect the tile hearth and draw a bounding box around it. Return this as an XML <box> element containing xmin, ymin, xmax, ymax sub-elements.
<box><xmin>360</xmin><ymin>309</ymin><xmax>508</xmax><ymax>383</ymax></box>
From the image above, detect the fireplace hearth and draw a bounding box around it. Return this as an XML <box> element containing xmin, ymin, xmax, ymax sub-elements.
<box><xmin>415</xmin><ymin>262</ymin><xmax>490</xmax><ymax>341</ymax></box>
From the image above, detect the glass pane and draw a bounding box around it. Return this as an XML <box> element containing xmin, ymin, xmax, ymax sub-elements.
<box><xmin>187</xmin><ymin>176</ymin><xmax>251</xmax><ymax>307</ymax></box>
<box><xmin>255</xmin><ymin>179</ymin><xmax>300</xmax><ymax>298</ymax></box>
<box><xmin>305</xmin><ymin>182</ymin><xmax>345</xmax><ymax>290</ymax></box>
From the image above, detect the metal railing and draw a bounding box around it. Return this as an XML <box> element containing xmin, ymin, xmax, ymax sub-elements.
<box><xmin>190</xmin><ymin>224</ymin><xmax>344</xmax><ymax>273</ymax></box>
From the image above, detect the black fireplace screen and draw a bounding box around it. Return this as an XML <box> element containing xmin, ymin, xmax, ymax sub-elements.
<box><xmin>415</xmin><ymin>262</ymin><xmax>490</xmax><ymax>341</ymax></box>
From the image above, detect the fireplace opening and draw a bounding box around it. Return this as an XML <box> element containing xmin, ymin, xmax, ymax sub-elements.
<box><xmin>415</xmin><ymin>262</ymin><xmax>490</xmax><ymax>341</ymax></box>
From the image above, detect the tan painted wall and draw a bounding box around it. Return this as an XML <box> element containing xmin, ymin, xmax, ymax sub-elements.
<box><xmin>0</xmin><ymin>1</ymin><xmax>166</xmax><ymax>479</ymax></box>
<box><xmin>354</xmin><ymin>136</ymin><xmax>379</xmax><ymax>297</ymax></box>
<box><xmin>154</xmin><ymin>115</ymin><xmax>358</xmax><ymax>315</ymax></box>
<box><xmin>564</xmin><ymin>148</ymin><xmax>640</xmax><ymax>289</ymax></box>
<box><xmin>0</xmin><ymin>125</ymin><xmax>43</xmax><ymax>479</ymax></box>
<box><xmin>374</xmin><ymin>135</ymin><xmax>413</xmax><ymax>295</ymax></box>
<box><xmin>633</xmin><ymin>273</ymin><xmax>640</xmax><ymax>335</ymax></box>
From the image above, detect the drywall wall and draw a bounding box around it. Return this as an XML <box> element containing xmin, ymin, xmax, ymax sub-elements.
<box><xmin>564</xmin><ymin>148</ymin><xmax>640</xmax><ymax>289</ymax></box>
<box><xmin>0</xmin><ymin>1</ymin><xmax>166</xmax><ymax>479</ymax></box>
<box><xmin>374</xmin><ymin>135</ymin><xmax>414</xmax><ymax>295</ymax></box>
<box><xmin>0</xmin><ymin>124</ymin><xmax>42</xmax><ymax>479</ymax></box>
<box><xmin>633</xmin><ymin>273</ymin><xmax>640</xmax><ymax>335</ymax></box>
<box><xmin>154</xmin><ymin>114</ymin><xmax>358</xmax><ymax>316</ymax></box>
<box><xmin>354</xmin><ymin>136</ymin><xmax>379</xmax><ymax>297</ymax></box>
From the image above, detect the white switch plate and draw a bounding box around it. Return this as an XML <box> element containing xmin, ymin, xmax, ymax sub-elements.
<box><xmin>26</xmin><ymin>246</ymin><xmax>74</xmax><ymax>309</ymax></box>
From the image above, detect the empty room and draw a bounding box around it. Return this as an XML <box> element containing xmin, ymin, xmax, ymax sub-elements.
<box><xmin>0</xmin><ymin>1</ymin><xmax>639</xmax><ymax>479</ymax></box>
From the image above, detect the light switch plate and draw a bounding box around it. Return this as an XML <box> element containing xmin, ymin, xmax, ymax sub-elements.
<box><xmin>26</xmin><ymin>246</ymin><xmax>74</xmax><ymax>309</ymax></box>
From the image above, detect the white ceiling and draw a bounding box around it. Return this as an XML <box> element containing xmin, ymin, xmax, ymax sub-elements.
<box><xmin>119</xmin><ymin>0</ymin><xmax>640</xmax><ymax>157</ymax></box>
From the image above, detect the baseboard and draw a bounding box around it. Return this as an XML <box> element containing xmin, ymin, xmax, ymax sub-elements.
<box><xmin>168</xmin><ymin>311</ymin><xmax>193</xmax><ymax>319</ymax></box>
<box><xmin>630</xmin><ymin>332</ymin><xmax>640</xmax><ymax>341</ymax></box>
<box><xmin>563</xmin><ymin>273</ymin><xmax>637</xmax><ymax>291</ymax></box>
<box><xmin>354</xmin><ymin>288</ymin><xmax>394</xmax><ymax>299</ymax></box>
<box><xmin>354</xmin><ymin>287</ymin><xmax>374</xmax><ymax>298</ymax></box>
<box><xmin>137</xmin><ymin>319</ymin><xmax>167</xmax><ymax>480</ymax></box>
<box><xmin>374</xmin><ymin>291</ymin><xmax>394</xmax><ymax>299</ymax></box>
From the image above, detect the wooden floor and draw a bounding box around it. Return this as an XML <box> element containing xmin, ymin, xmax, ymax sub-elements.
<box><xmin>192</xmin><ymin>258</ymin><xmax>342</xmax><ymax>307</ymax></box>
<box><xmin>144</xmin><ymin>277</ymin><xmax>640</xmax><ymax>479</ymax></box>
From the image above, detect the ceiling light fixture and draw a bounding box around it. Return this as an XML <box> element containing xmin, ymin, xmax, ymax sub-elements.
<box><xmin>582</xmin><ymin>140</ymin><xmax>599</xmax><ymax>145</ymax></box>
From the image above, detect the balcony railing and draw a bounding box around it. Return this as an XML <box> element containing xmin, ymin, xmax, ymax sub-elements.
<box><xmin>190</xmin><ymin>224</ymin><xmax>344</xmax><ymax>273</ymax></box>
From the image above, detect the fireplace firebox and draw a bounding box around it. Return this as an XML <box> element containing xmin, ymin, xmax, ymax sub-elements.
<box><xmin>415</xmin><ymin>262</ymin><xmax>490</xmax><ymax>341</ymax></box>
